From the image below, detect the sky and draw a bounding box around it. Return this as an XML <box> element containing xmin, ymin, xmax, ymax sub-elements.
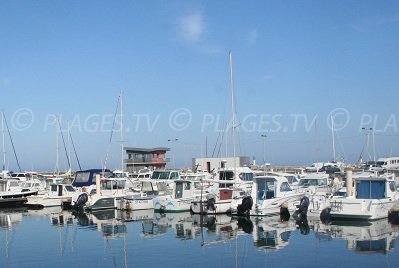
<box><xmin>1</xmin><ymin>1</ymin><xmax>399</xmax><ymax>172</ymax></box>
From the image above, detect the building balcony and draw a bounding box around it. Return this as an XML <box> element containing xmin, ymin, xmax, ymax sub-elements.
<box><xmin>125</xmin><ymin>157</ymin><xmax>170</xmax><ymax>165</ymax></box>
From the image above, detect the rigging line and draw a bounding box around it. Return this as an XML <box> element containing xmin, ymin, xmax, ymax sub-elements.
<box><xmin>58</xmin><ymin>121</ymin><xmax>71</xmax><ymax>170</ymax></box>
<box><xmin>335</xmin><ymin>131</ymin><xmax>347</xmax><ymax>162</ymax></box>
<box><xmin>103</xmin><ymin>95</ymin><xmax>121</xmax><ymax>173</ymax></box>
<box><xmin>69</xmin><ymin>132</ymin><xmax>82</xmax><ymax>171</ymax></box>
<box><xmin>216</xmin><ymin>125</ymin><xmax>227</xmax><ymax>158</ymax></box>
<box><xmin>211</xmin><ymin>130</ymin><xmax>222</xmax><ymax>157</ymax></box>
<box><xmin>357</xmin><ymin>134</ymin><xmax>368</xmax><ymax>163</ymax></box>
<box><xmin>3</xmin><ymin>113</ymin><xmax>21</xmax><ymax>172</ymax></box>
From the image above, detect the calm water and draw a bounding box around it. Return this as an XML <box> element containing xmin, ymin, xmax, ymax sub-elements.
<box><xmin>1</xmin><ymin>207</ymin><xmax>399</xmax><ymax>268</ymax></box>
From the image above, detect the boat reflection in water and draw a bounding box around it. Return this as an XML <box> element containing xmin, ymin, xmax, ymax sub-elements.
<box><xmin>1</xmin><ymin>205</ymin><xmax>399</xmax><ymax>259</ymax></box>
<box><xmin>326</xmin><ymin>219</ymin><xmax>399</xmax><ymax>254</ymax></box>
<box><xmin>141</xmin><ymin>212</ymin><xmax>195</xmax><ymax>239</ymax></box>
<box><xmin>0</xmin><ymin>208</ymin><xmax>24</xmax><ymax>230</ymax></box>
<box><xmin>191</xmin><ymin>213</ymin><xmax>254</xmax><ymax>246</ymax></box>
<box><xmin>73</xmin><ymin>209</ymin><xmax>129</xmax><ymax>237</ymax></box>
<box><xmin>251</xmin><ymin>215</ymin><xmax>297</xmax><ymax>250</ymax></box>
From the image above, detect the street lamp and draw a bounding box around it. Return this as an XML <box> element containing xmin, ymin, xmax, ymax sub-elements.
<box><xmin>261</xmin><ymin>134</ymin><xmax>267</xmax><ymax>174</ymax></box>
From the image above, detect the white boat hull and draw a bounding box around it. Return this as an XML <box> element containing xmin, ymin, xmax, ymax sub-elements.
<box><xmin>153</xmin><ymin>196</ymin><xmax>192</xmax><ymax>212</ymax></box>
<box><xmin>191</xmin><ymin>199</ymin><xmax>232</xmax><ymax>214</ymax></box>
<box><xmin>26</xmin><ymin>195</ymin><xmax>72</xmax><ymax>207</ymax></box>
<box><xmin>330</xmin><ymin>198</ymin><xmax>398</xmax><ymax>220</ymax></box>
<box><xmin>118</xmin><ymin>196</ymin><xmax>154</xmax><ymax>211</ymax></box>
<box><xmin>250</xmin><ymin>193</ymin><xmax>305</xmax><ymax>217</ymax></box>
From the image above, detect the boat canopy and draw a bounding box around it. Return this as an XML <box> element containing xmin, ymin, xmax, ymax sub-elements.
<box><xmin>72</xmin><ymin>169</ymin><xmax>114</xmax><ymax>188</ymax></box>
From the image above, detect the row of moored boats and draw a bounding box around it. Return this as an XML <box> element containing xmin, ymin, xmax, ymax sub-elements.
<box><xmin>1</xmin><ymin>166</ymin><xmax>399</xmax><ymax>222</ymax></box>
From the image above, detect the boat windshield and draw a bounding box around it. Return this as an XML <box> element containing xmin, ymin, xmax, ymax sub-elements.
<box><xmin>239</xmin><ymin>173</ymin><xmax>254</xmax><ymax>181</ymax></box>
<box><xmin>151</xmin><ymin>171</ymin><xmax>178</xmax><ymax>180</ymax></box>
<box><xmin>102</xmin><ymin>179</ymin><xmax>126</xmax><ymax>190</ymax></box>
<box><xmin>298</xmin><ymin>178</ymin><xmax>327</xmax><ymax>187</ymax></box>
<box><xmin>65</xmin><ymin>185</ymin><xmax>76</xmax><ymax>192</ymax></box>
<box><xmin>74</xmin><ymin>171</ymin><xmax>114</xmax><ymax>183</ymax></box>
<box><xmin>257</xmin><ymin>179</ymin><xmax>276</xmax><ymax>200</ymax></box>
<box><xmin>285</xmin><ymin>175</ymin><xmax>299</xmax><ymax>184</ymax></box>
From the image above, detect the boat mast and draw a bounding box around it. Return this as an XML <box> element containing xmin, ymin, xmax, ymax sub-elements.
<box><xmin>55</xmin><ymin>116</ymin><xmax>60</xmax><ymax>176</ymax></box>
<box><xmin>331</xmin><ymin>116</ymin><xmax>336</xmax><ymax>162</ymax></box>
<box><xmin>120</xmin><ymin>91</ymin><xmax>124</xmax><ymax>172</ymax></box>
<box><xmin>229</xmin><ymin>50</ymin><xmax>237</xmax><ymax>176</ymax></box>
<box><xmin>1</xmin><ymin>111</ymin><xmax>6</xmax><ymax>171</ymax></box>
<box><xmin>67</xmin><ymin>122</ymin><xmax>72</xmax><ymax>172</ymax></box>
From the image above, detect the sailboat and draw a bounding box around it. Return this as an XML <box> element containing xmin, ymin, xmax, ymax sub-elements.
<box><xmin>191</xmin><ymin>50</ymin><xmax>252</xmax><ymax>215</ymax></box>
<box><xmin>1</xmin><ymin>111</ymin><xmax>21</xmax><ymax>179</ymax></box>
<box><xmin>0</xmin><ymin>112</ymin><xmax>39</xmax><ymax>205</ymax></box>
<box><xmin>72</xmin><ymin>92</ymin><xmax>128</xmax><ymax>211</ymax></box>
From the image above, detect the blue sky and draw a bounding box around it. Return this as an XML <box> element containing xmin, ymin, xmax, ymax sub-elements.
<box><xmin>1</xmin><ymin>1</ymin><xmax>399</xmax><ymax>171</ymax></box>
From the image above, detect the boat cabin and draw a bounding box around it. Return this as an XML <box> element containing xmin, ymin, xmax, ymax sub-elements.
<box><xmin>354</xmin><ymin>177</ymin><xmax>397</xmax><ymax>199</ymax></box>
<box><xmin>218</xmin><ymin>167</ymin><xmax>254</xmax><ymax>188</ymax></box>
<box><xmin>254</xmin><ymin>176</ymin><xmax>293</xmax><ymax>203</ymax></box>
<box><xmin>173</xmin><ymin>180</ymin><xmax>194</xmax><ymax>199</ymax></box>
<box><xmin>10</xmin><ymin>172</ymin><xmax>28</xmax><ymax>181</ymax></box>
<box><xmin>47</xmin><ymin>184</ymin><xmax>77</xmax><ymax>197</ymax></box>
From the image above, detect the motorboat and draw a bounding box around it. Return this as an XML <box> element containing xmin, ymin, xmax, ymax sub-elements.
<box><xmin>118</xmin><ymin>180</ymin><xmax>169</xmax><ymax>211</ymax></box>
<box><xmin>26</xmin><ymin>183</ymin><xmax>79</xmax><ymax>208</ymax></box>
<box><xmin>231</xmin><ymin>175</ymin><xmax>305</xmax><ymax>217</ymax></box>
<box><xmin>190</xmin><ymin>167</ymin><xmax>253</xmax><ymax>215</ymax></box>
<box><xmin>328</xmin><ymin>172</ymin><xmax>399</xmax><ymax>220</ymax></box>
<box><xmin>72</xmin><ymin>176</ymin><xmax>128</xmax><ymax>211</ymax></box>
<box><xmin>0</xmin><ymin>179</ymin><xmax>38</xmax><ymax>199</ymax></box>
<box><xmin>153</xmin><ymin>179</ymin><xmax>200</xmax><ymax>212</ymax></box>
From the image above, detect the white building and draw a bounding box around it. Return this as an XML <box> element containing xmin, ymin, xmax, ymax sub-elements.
<box><xmin>192</xmin><ymin>156</ymin><xmax>250</xmax><ymax>172</ymax></box>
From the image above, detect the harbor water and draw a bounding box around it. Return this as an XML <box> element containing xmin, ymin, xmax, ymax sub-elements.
<box><xmin>1</xmin><ymin>208</ymin><xmax>399</xmax><ymax>268</ymax></box>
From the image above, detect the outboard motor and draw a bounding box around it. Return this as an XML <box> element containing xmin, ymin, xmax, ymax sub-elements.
<box><xmin>206</xmin><ymin>194</ymin><xmax>216</xmax><ymax>211</ymax></box>
<box><xmin>237</xmin><ymin>196</ymin><xmax>253</xmax><ymax>217</ymax></box>
<box><xmin>73</xmin><ymin>192</ymin><xmax>88</xmax><ymax>211</ymax></box>
<box><xmin>292</xmin><ymin>196</ymin><xmax>310</xmax><ymax>235</ymax></box>
<box><xmin>293</xmin><ymin>196</ymin><xmax>309</xmax><ymax>221</ymax></box>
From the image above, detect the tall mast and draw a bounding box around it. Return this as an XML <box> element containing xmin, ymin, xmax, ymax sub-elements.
<box><xmin>331</xmin><ymin>116</ymin><xmax>336</xmax><ymax>162</ymax></box>
<box><xmin>2</xmin><ymin>111</ymin><xmax>6</xmax><ymax>171</ymax></box>
<box><xmin>229</xmin><ymin>50</ymin><xmax>237</xmax><ymax>174</ymax></box>
<box><xmin>372</xmin><ymin>128</ymin><xmax>376</xmax><ymax>162</ymax></box>
<box><xmin>120</xmin><ymin>91</ymin><xmax>124</xmax><ymax>172</ymax></box>
<box><xmin>56</xmin><ymin>116</ymin><xmax>60</xmax><ymax>176</ymax></box>
<box><xmin>67</xmin><ymin>122</ymin><xmax>72</xmax><ymax>172</ymax></box>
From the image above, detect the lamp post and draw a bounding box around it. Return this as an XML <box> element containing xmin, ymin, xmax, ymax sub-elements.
<box><xmin>261</xmin><ymin>134</ymin><xmax>267</xmax><ymax>174</ymax></box>
<box><xmin>168</xmin><ymin>139</ymin><xmax>178</xmax><ymax>169</ymax></box>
